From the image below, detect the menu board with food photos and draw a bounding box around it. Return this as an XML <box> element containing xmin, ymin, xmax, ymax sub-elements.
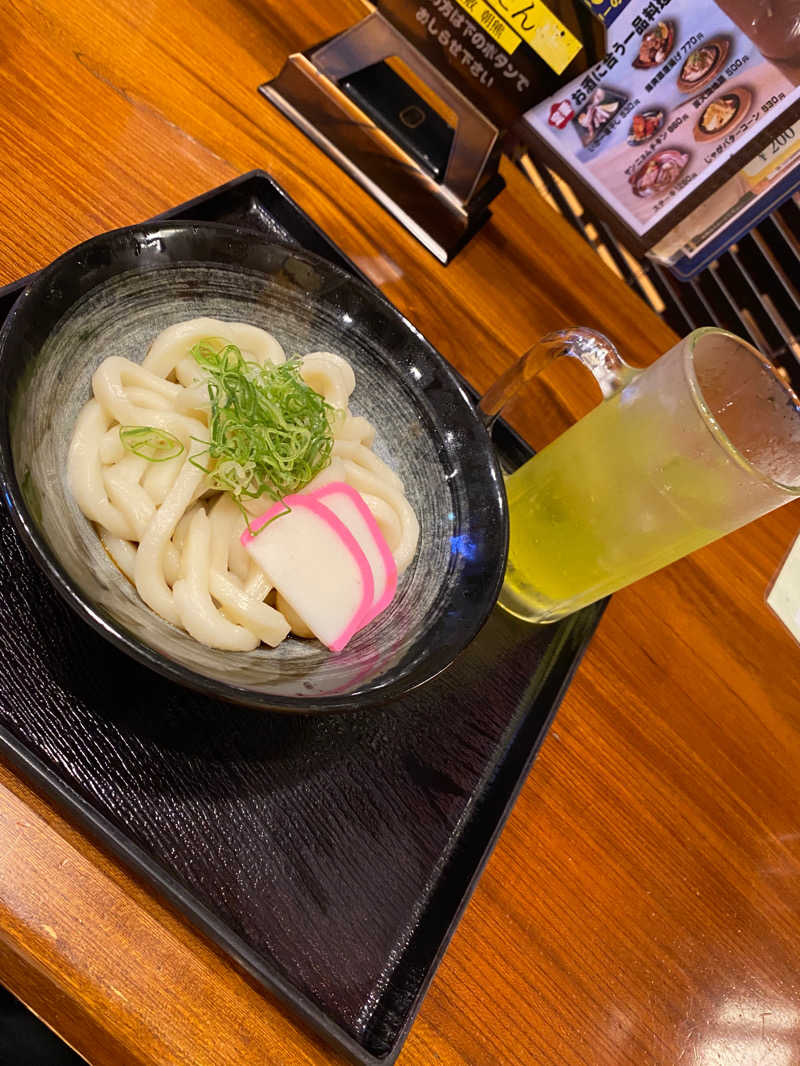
<box><xmin>522</xmin><ymin>0</ymin><xmax>800</xmax><ymax>248</ymax></box>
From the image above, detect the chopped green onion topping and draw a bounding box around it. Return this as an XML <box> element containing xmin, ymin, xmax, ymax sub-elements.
<box><xmin>188</xmin><ymin>341</ymin><xmax>334</xmax><ymax>504</ymax></box>
<box><xmin>120</xmin><ymin>425</ymin><xmax>184</xmax><ymax>462</ymax></box>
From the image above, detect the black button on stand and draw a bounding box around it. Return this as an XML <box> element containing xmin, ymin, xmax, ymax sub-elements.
<box><xmin>340</xmin><ymin>60</ymin><xmax>455</xmax><ymax>181</ymax></box>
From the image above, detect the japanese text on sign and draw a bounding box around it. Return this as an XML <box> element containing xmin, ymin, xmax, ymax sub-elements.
<box><xmin>450</xmin><ymin>0</ymin><xmax>521</xmax><ymax>53</ymax></box>
<box><xmin>417</xmin><ymin>1</ymin><xmax>535</xmax><ymax>92</ymax></box>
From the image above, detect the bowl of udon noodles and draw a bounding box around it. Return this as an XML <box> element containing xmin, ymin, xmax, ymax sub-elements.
<box><xmin>0</xmin><ymin>221</ymin><xmax>507</xmax><ymax>712</ymax></box>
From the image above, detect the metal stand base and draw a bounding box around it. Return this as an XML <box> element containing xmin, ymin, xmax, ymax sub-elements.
<box><xmin>259</xmin><ymin>12</ymin><xmax>505</xmax><ymax>263</ymax></box>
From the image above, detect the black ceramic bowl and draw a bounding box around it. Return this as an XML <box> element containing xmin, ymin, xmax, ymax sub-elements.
<box><xmin>0</xmin><ymin>221</ymin><xmax>508</xmax><ymax>712</ymax></box>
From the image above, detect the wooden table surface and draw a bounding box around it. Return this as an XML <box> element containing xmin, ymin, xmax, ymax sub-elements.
<box><xmin>2</xmin><ymin>2</ymin><xmax>800</xmax><ymax>1064</ymax></box>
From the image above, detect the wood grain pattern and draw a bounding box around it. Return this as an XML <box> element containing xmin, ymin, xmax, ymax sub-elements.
<box><xmin>1</xmin><ymin>1</ymin><xmax>800</xmax><ymax>1064</ymax></box>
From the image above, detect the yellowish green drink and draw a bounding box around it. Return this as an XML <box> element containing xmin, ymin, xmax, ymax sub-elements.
<box><xmin>492</xmin><ymin>328</ymin><xmax>800</xmax><ymax>622</ymax></box>
<box><xmin>498</xmin><ymin>330</ymin><xmax>800</xmax><ymax>623</ymax></box>
<box><xmin>501</xmin><ymin>393</ymin><xmax>724</xmax><ymax>621</ymax></box>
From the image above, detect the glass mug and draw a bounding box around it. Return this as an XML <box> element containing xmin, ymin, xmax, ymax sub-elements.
<box><xmin>480</xmin><ymin>327</ymin><xmax>800</xmax><ymax>624</ymax></box>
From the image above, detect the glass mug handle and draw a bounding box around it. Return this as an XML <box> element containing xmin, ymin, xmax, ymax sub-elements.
<box><xmin>478</xmin><ymin>327</ymin><xmax>639</xmax><ymax>426</ymax></box>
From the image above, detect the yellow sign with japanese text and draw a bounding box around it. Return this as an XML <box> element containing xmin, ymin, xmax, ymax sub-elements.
<box><xmin>485</xmin><ymin>0</ymin><xmax>582</xmax><ymax>73</ymax></box>
<box><xmin>454</xmin><ymin>0</ymin><xmax>522</xmax><ymax>54</ymax></box>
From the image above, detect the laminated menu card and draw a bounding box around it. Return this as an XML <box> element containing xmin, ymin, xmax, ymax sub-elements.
<box><xmin>521</xmin><ymin>0</ymin><xmax>800</xmax><ymax>252</ymax></box>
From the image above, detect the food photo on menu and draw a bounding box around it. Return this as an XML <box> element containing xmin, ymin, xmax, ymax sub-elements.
<box><xmin>524</xmin><ymin>0</ymin><xmax>800</xmax><ymax>242</ymax></box>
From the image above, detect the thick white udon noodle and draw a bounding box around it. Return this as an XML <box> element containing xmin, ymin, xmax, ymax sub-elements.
<box><xmin>67</xmin><ymin>317</ymin><xmax>420</xmax><ymax>651</ymax></box>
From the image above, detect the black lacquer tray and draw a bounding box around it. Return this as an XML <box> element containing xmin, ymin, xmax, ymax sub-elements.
<box><xmin>0</xmin><ymin>173</ymin><xmax>604</xmax><ymax>1064</ymax></box>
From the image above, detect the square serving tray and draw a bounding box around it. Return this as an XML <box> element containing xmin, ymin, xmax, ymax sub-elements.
<box><xmin>0</xmin><ymin>172</ymin><xmax>604</xmax><ymax>1064</ymax></box>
